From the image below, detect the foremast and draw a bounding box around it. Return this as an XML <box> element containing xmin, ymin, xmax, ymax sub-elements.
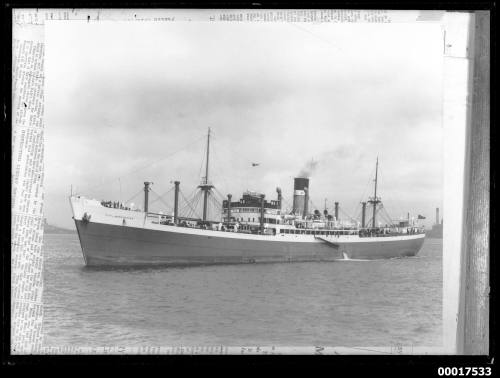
<box><xmin>368</xmin><ymin>157</ymin><xmax>381</xmax><ymax>228</ymax></box>
<box><xmin>198</xmin><ymin>128</ymin><xmax>214</xmax><ymax>221</ymax></box>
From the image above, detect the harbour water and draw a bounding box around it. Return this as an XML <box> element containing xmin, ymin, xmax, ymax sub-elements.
<box><xmin>42</xmin><ymin>233</ymin><xmax>442</xmax><ymax>348</ymax></box>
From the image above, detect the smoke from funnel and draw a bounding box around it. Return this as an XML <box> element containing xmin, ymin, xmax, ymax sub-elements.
<box><xmin>298</xmin><ymin>159</ymin><xmax>318</xmax><ymax>178</ymax></box>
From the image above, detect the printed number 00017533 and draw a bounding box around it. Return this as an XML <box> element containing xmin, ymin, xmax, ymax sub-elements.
<box><xmin>437</xmin><ymin>367</ymin><xmax>492</xmax><ymax>376</ymax></box>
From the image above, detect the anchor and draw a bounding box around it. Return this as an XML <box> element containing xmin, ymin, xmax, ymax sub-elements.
<box><xmin>82</xmin><ymin>212</ymin><xmax>92</xmax><ymax>224</ymax></box>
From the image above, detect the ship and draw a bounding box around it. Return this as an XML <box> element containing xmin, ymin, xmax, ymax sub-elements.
<box><xmin>70</xmin><ymin>129</ymin><xmax>425</xmax><ymax>266</ymax></box>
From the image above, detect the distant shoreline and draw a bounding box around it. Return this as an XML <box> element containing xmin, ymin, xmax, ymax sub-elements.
<box><xmin>44</xmin><ymin>224</ymin><xmax>76</xmax><ymax>234</ymax></box>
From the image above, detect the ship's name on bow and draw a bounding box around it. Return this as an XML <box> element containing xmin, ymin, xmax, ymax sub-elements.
<box><xmin>105</xmin><ymin>213</ymin><xmax>135</xmax><ymax>220</ymax></box>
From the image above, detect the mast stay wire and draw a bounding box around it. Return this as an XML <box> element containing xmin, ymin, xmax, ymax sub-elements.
<box><xmin>379</xmin><ymin>207</ymin><xmax>394</xmax><ymax>225</ymax></box>
<box><xmin>374</xmin><ymin>205</ymin><xmax>391</xmax><ymax>226</ymax></box>
<box><xmin>209</xmin><ymin>192</ymin><xmax>223</xmax><ymax>209</ymax></box>
<box><xmin>212</xmin><ymin>187</ymin><xmax>228</xmax><ymax>204</ymax></box>
<box><xmin>180</xmin><ymin>189</ymin><xmax>201</xmax><ymax>219</ymax></box>
<box><xmin>81</xmin><ymin>135</ymin><xmax>206</xmax><ymax>195</ymax></box>
<box><xmin>350</xmin><ymin>206</ymin><xmax>362</xmax><ymax>223</ymax></box>
<box><xmin>346</xmin><ymin>209</ymin><xmax>360</xmax><ymax>224</ymax></box>
<box><xmin>197</xmin><ymin>136</ymin><xmax>208</xmax><ymax>183</ymax></box>
<box><xmin>191</xmin><ymin>192</ymin><xmax>203</xmax><ymax>219</ymax></box>
<box><xmin>376</xmin><ymin>165</ymin><xmax>407</xmax><ymax>222</ymax></box>
<box><xmin>208</xmin><ymin>136</ymin><xmax>232</xmax><ymax>193</ymax></box>
<box><xmin>123</xmin><ymin>189</ymin><xmax>144</xmax><ymax>206</ymax></box>
<box><xmin>339</xmin><ymin>207</ymin><xmax>358</xmax><ymax>224</ymax></box>
<box><xmin>179</xmin><ymin>190</ymin><xmax>195</xmax><ymax>217</ymax></box>
<box><xmin>212</xmin><ymin>194</ymin><xmax>224</xmax><ymax>221</ymax></box>
<box><xmin>347</xmin><ymin>162</ymin><xmax>376</xmax><ymax>222</ymax></box>
<box><xmin>208</xmin><ymin>191</ymin><xmax>223</xmax><ymax>215</ymax></box>
<box><xmin>365</xmin><ymin>206</ymin><xmax>386</xmax><ymax>228</ymax></box>
<box><xmin>208</xmin><ymin>195</ymin><xmax>220</xmax><ymax>221</ymax></box>
<box><xmin>178</xmin><ymin>191</ymin><xmax>197</xmax><ymax>218</ymax></box>
<box><xmin>182</xmin><ymin>186</ymin><xmax>200</xmax><ymax>206</ymax></box>
<box><xmin>149</xmin><ymin>186</ymin><xmax>175</xmax><ymax>206</ymax></box>
<box><xmin>148</xmin><ymin>189</ymin><xmax>174</xmax><ymax>212</ymax></box>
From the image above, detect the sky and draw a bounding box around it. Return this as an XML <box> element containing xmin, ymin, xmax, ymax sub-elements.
<box><xmin>45</xmin><ymin>20</ymin><xmax>444</xmax><ymax>229</ymax></box>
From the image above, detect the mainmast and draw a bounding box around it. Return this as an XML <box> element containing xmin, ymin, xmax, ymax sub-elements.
<box><xmin>205</xmin><ymin>128</ymin><xmax>211</xmax><ymax>185</ymax></box>
<box><xmin>368</xmin><ymin>157</ymin><xmax>381</xmax><ymax>228</ymax></box>
<box><xmin>198</xmin><ymin>128</ymin><xmax>214</xmax><ymax>221</ymax></box>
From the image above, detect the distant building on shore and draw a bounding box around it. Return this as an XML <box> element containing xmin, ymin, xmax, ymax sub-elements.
<box><xmin>426</xmin><ymin>207</ymin><xmax>443</xmax><ymax>239</ymax></box>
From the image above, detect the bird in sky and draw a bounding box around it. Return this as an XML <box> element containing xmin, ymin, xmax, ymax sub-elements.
<box><xmin>251</xmin><ymin>163</ymin><xmax>260</xmax><ymax>167</ymax></box>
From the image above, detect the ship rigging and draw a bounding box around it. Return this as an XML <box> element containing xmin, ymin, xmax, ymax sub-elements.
<box><xmin>70</xmin><ymin>128</ymin><xmax>425</xmax><ymax>266</ymax></box>
<box><xmin>95</xmin><ymin>128</ymin><xmax>422</xmax><ymax>235</ymax></box>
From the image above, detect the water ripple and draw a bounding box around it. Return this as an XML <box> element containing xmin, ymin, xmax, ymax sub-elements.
<box><xmin>42</xmin><ymin>234</ymin><xmax>442</xmax><ymax>347</ymax></box>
